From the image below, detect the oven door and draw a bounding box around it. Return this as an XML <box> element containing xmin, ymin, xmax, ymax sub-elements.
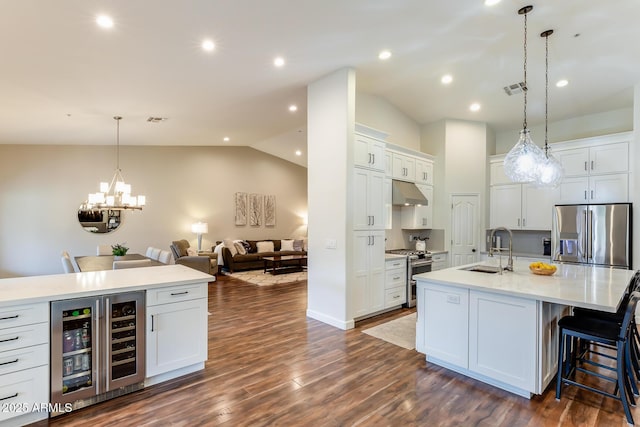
<box><xmin>408</xmin><ymin>260</ymin><xmax>432</xmax><ymax>307</ymax></box>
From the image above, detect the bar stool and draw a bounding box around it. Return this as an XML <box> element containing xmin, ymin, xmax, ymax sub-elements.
<box><xmin>556</xmin><ymin>291</ymin><xmax>640</xmax><ymax>426</ymax></box>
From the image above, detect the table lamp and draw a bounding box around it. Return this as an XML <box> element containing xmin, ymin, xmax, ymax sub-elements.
<box><xmin>191</xmin><ymin>222</ymin><xmax>208</xmax><ymax>252</ymax></box>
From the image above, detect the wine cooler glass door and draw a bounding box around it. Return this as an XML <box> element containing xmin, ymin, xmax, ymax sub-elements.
<box><xmin>107</xmin><ymin>292</ymin><xmax>145</xmax><ymax>390</ymax></box>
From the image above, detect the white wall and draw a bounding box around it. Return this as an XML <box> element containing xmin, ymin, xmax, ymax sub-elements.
<box><xmin>306</xmin><ymin>68</ymin><xmax>354</xmax><ymax>329</ymax></box>
<box><xmin>494</xmin><ymin>107</ymin><xmax>633</xmax><ymax>154</ymax></box>
<box><xmin>355</xmin><ymin>92</ymin><xmax>421</xmax><ymax>151</ymax></box>
<box><xmin>0</xmin><ymin>145</ymin><xmax>307</xmax><ymax>278</ymax></box>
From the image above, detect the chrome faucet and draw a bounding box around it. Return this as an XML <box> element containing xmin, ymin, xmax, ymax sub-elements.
<box><xmin>489</xmin><ymin>227</ymin><xmax>513</xmax><ymax>271</ymax></box>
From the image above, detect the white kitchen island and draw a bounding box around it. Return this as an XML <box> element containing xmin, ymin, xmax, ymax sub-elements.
<box><xmin>414</xmin><ymin>259</ymin><xmax>636</xmax><ymax>398</ymax></box>
<box><xmin>0</xmin><ymin>265</ymin><xmax>212</xmax><ymax>426</ymax></box>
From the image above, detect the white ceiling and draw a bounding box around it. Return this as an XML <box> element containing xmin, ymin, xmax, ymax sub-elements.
<box><xmin>1</xmin><ymin>0</ymin><xmax>639</xmax><ymax>167</ymax></box>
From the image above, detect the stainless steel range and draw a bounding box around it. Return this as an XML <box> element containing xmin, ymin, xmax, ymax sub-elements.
<box><xmin>386</xmin><ymin>249</ymin><xmax>433</xmax><ymax>307</ymax></box>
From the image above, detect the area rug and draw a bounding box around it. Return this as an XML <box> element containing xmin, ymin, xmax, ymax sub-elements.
<box><xmin>226</xmin><ymin>270</ymin><xmax>307</xmax><ymax>286</ymax></box>
<box><xmin>362</xmin><ymin>313</ymin><xmax>416</xmax><ymax>350</ymax></box>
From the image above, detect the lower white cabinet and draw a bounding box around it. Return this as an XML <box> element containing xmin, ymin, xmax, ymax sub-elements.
<box><xmin>352</xmin><ymin>231</ymin><xmax>385</xmax><ymax>318</ymax></box>
<box><xmin>146</xmin><ymin>283</ymin><xmax>208</xmax><ymax>378</ymax></box>
<box><xmin>385</xmin><ymin>258</ymin><xmax>406</xmax><ymax>308</ymax></box>
<box><xmin>431</xmin><ymin>253</ymin><xmax>448</xmax><ymax>271</ymax></box>
<box><xmin>0</xmin><ymin>303</ymin><xmax>50</xmax><ymax>425</ymax></box>
<box><xmin>468</xmin><ymin>290</ymin><xmax>537</xmax><ymax>391</ymax></box>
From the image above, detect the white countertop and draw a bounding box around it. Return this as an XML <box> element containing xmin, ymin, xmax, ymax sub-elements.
<box><xmin>0</xmin><ymin>265</ymin><xmax>213</xmax><ymax>307</ymax></box>
<box><xmin>414</xmin><ymin>259</ymin><xmax>636</xmax><ymax>312</ymax></box>
<box><xmin>385</xmin><ymin>254</ymin><xmax>407</xmax><ymax>260</ymax></box>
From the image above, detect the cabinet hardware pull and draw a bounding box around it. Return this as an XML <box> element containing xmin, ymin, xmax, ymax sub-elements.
<box><xmin>591</xmin><ymin>190</ymin><xmax>594</xmax><ymax>199</ymax></box>
<box><xmin>170</xmin><ymin>291</ymin><xmax>189</xmax><ymax>296</ymax></box>
<box><xmin>584</xmin><ymin>161</ymin><xmax>587</xmax><ymax>171</ymax></box>
<box><xmin>0</xmin><ymin>336</ymin><xmax>19</xmax><ymax>344</ymax></box>
<box><xmin>591</xmin><ymin>160</ymin><xmax>594</xmax><ymax>170</ymax></box>
<box><xmin>151</xmin><ymin>314</ymin><xmax>155</xmax><ymax>332</ymax></box>
<box><xmin>0</xmin><ymin>315</ymin><xmax>19</xmax><ymax>321</ymax></box>
<box><xmin>372</xmin><ymin>153</ymin><xmax>375</xmax><ymax>164</ymax></box>
<box><xmin>371</xmin><ymin>216</ymin><xmax>375</xmax><ymax>225</ymax></box>
<box><xmin>517</xmin><ymin>218</ymin><xmax>520</xmax><ymax>226</ymax></box>
<box><xmin>523</xmin><ymin>218</ymin><xmax>526</xmax><ymax>227</ymax></box>
<box><xmin>584</xmin><ymin>190</ymin><xmax>587</xmax><ymax>200</ymax></box>
<box><xmin>0</xmin><ymin>359</ymin><xmax>18</xmax><ymax>366</ymax></box>
<box><xmin>369</xmin><ymin>153</ymin><xmax>372</xmax><ymax>164</ymax></box>
<box><xmin>371</xmin><ymin>236</ymin><xmax>375</xmax><ymax>245</ymax></box>
<box><xmin>393</xmin><ymin>276</ymin><xmax>400</xmax><ymax>280</ymax></box>
<box><xmin>0</xmin><ymin>393</ymin><xmax>18</xmax><ymax>402</ymax></box>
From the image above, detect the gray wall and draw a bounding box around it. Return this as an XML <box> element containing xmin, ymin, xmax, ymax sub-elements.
<box><xmin>0</xmin><ymin>145</ymin><xmax>307</xmax><ymax>278</ymax></box>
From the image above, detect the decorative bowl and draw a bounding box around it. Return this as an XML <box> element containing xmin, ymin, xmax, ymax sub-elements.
<box><xmin>529</xmin><ymin>266</ymin><xmax>557</xmax><ymax>276</ymax></box>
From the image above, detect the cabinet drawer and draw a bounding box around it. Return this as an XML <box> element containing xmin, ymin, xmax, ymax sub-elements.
<box><xmin>385</xmin><ymin>259</ymin><xmax>406</xmax><ymax>270</ymax></box>
<box><xmin>0</xmin><ymin>303</ymin><xmax>49</xmax><ymax>330</ymax></box>
<box><xmin>385</xmin><ymin>268</ymin><xmax>406</xmax><ymax>289</ymax></box>
<box><xmin>147</xmin><ymin>283</ymin><xmax>208</xmax><ymax>306</ymax></box>
<box><xmin>385</xmin><ymin>287</ymin><xmax>406</xmax><ymax>307</ymax></box>
<box><xmin>431</xmin><ymin>254</ymin><xmax>446</xmax><ymax>262</ymax></box>
<box><xmin>0</xmin><ymin>343</ymin><xmax>48</xmax><ymax>376</ymax></box>
<box><xmin>0</xmin><ymin>365</ymin><xmax>50</xmax><ymax>422</ymax></box>
<box><xmin>0</xmin><ymin>323</ymin><xmax>48</xmax><ymax>353</ymax></box>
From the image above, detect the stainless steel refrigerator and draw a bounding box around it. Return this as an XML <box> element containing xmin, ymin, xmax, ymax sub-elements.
<box><xmin>552</xmin><ymin>203</ymin><xmax>632</xmax><ymax>269</ymax></box>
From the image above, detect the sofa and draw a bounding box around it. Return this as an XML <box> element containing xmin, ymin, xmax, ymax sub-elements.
<box><xmin>220</xmin><ymin>239</ymin><xmax>306</xmax><ymax>273</ymax></box>
<box><xmin>169</xmin><ymin>239</ymin><xmax>218</xmax><ymax>275</ymax></box>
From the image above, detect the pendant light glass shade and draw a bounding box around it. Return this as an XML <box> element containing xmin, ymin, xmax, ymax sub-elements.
<box><xmin>504</xmin><ymin>129</ymin><xmax>545</xmax><ymax>183</ymax></box>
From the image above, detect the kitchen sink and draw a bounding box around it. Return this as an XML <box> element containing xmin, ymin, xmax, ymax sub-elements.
<box><xmin>459</xmin><ymin>264</ymin><xmax>502</xmax><ymax>274</ymax></box>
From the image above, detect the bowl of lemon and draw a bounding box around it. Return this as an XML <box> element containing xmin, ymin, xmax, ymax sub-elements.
<box><xmin>529</xmin><ymin>261</ymin><xmax>557</xmax><ymax>276</ymax></box>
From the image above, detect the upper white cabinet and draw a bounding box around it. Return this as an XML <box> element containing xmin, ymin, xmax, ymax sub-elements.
<box><xmin>391</xmin><ymin>152</ymin><xmax>416</xmax><ymax>181</ymax></box>
<box><xmin>490</xmin><ymin>182</ymin><xmax>559</xmax><ymax>230</ymax></box>
<box><xmin>354</xmin><ymin>133</ymin><xmax>385</xmax><ymax>172</ymax></box>
<box><xmin>558</xmin><ymin>174</ymin><xmax>629</xmax><ymax>204</ymax></box>
<box><xmin>415</xmin><ymin>159</ymin><xmax>434</xmax><ymax>185</ymax></box>
<box><xmin>555</xmin><ymin>142</ymin><xmax>628</xmax><ymax>177</ymax></box>
<box><xmin>353</xmin><ymin>168</ymin><xmax>385</xmax><ymax>230</ymax></box>
<box><xmin>384</xmin><ymin>178</ymin><xmax>392</xmax><ymax>230</ymax></box>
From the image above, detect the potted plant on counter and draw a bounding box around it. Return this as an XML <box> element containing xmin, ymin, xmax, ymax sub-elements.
<box><xmin>111</xmin><ymin>243</ymin><xmax>129</xmax><ymax>259</ymax></box>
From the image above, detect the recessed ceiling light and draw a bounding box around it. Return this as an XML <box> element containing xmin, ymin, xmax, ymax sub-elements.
<box><xmin>378</xmin><ymin>50</ymin><xmax>392</xmax><ymax>60</ymax></box>
<box><xmin>201</xmin><ymin>39</ymin><xmax>215</xmax><ymax>52</ymax></box>
<box><xmin>470</xmin><ymin>103</ymin><xmax>481</xmax><ymax>112</ymax></box>
<box><xmin>223</xmin><ymin>137</ymin><xmax>230</xmax><ymax>142</ymax></box>
<box><xmin>295</xmin><ymin>150</ymin><xmax>302</xmax><ymax>156</ymax></box>
<box><xmin>274</xmin><ymin>57</ymin><xmax>285</xmax><ymax>67</ymax></box>
<box><xmin>289</xmin><ymin>105</ymin><xmax>298</xmax><ymax>112</ymax></box>
<box><xmin>96</xmin><ymin>14</ymin><xmax>114</xmax><ymax>29</ymax></box>
<box><xmin>556</xmin><ymin>79</ymin><xmax>569</xmax><ymax>88</ymax></box>
<box><xmin>441</xmin><ymin>74</ymin><xmax>453</xmax><ymax>85</ymax></box>
<box><xmin>484</xmin><ymin>0</ymin><xmax>501</xmax><ymax>6</ymax></box>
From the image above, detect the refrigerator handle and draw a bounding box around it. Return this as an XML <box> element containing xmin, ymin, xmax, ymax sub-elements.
<box><xmin>94</xmin><ymin>299</ymin><xmax>100</xmax><ymax>395</ymax></box>
<box><xmin>582</xmin><ymin>210</ymin><xmax>588</xmax><ymax>259</ymax></box>
<box><xmin>105</xmin><ymin>297</ymin><xmax>110</xmax><ymax>392</ymax></box>
<box><xmin>588</xmin><ymin>210</ymin><xmax>593</xmax><ymax>260</ymax></box>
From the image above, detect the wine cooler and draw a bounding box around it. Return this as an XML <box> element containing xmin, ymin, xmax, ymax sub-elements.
<box><xmin>50</xmin><ymin>292</ymin><xmax>145</xmax><ymax>412</ymax></box>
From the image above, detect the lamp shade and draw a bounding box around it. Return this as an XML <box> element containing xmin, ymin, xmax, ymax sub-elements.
<box><xmin>503</xmin><ymin>129</ymin><xmax>545</xmax><ymax>183</ymax></box>
<box><xmin>191</xmin><ymin>222</ymin><xmax>208</xmax><ymax>234</ymax></box>
<box><xmin>536</xmin><ymin>152</ymin><xmax>564</xmax><ymax>188</ymax></box>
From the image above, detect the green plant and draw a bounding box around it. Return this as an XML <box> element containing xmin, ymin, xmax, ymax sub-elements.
<box><xmin>111</xmin><ymin>243</ymin><xmax>129</xmax><ymax>256</ymax></box>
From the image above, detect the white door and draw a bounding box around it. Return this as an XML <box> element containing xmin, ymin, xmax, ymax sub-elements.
<box><xmin>451</xmin><ymin>194</ymin><xmax>480</xmax><ymax>267</ymax></box>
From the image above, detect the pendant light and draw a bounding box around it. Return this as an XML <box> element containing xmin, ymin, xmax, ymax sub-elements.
<box><xmin>503</xmin><ymin>5</ymin><xmax>545</xmax><ymax>183</ymax></box>
<box><xmin>535</xmin><ymin>30</ymin><xmax>564</xmax><ymax>187</ymax></box>
<box><xmin>85</xmin><ymin>116</ymin><xmax>145</xmax><ymax>211</ymax></box>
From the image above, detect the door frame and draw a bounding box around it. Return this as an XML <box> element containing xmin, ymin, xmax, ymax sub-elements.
<box><xmin>449</xmin><ymin>193</ymin><xmax>482</xmax><ymax>265</ymax></box>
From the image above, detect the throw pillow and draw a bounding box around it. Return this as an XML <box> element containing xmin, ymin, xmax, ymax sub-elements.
<box><xmin>281</xmin><ymin>239</ymin><xmax>294</xmax><ymax>251</ymax></box>
<box><xmin>240</xmin><ymin>240</ymin><xmax>251</xmax><ymax>253</ymax></box>
<box><xmin>256</xmin><ymin>241</ymin><xmax>275</xmax><ymax>253</ymax></box>
<box><xmin>223</xmin><ymin>238</ymin><xmax>237</xmax><ymax>256</ymax></box>
<box><xmin>293</xmin><ymin>239</ymin><xmax>303</xmax><ymax>251</ymax></box>
<box><xmin>186</xmin><ymin>247</ymin><xmax>198</xmax><ymax>256</ymax></box>
<box><xmin>234</xmin><ymin>242</ymin><xmax>246</xmax><ymax>255</ymax></box>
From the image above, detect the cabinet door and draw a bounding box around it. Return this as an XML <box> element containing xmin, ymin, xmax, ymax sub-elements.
<box><xmin>490</xmin><ymin>161</ymin><xmax>511</xmax><ymax>185</ymax></box>
<box><xmin>392</xmin><ymin>153</ymin><xmax>415</xmax><ymax>181</ymax></box>
<box><xmin>555</xmin><ymin>148</ymin><xmax>589</xmax><ymax>177</ymax></box>
<box><xmin>384</xmin><ymin>151</ymin><xmax>392</xmax><ymax>177</ymax></box>
<box><xmin>417</xmin><ymin>282</ymin><xmax>468</xmax><ymax>368</ymax></box>
<box><xmin>404</xmin><ymin>156</ymin><xmax>416</xmax><ymax>181</ymax></box>
<box><xmin>146</xmin><ymin>298</ymin><xmax>208</xmax><ymax>378</ymax></box>
<box><xmin>589</xmin><ymin>173</ymin><xmax>628</xmax><ymax>203</ymax></box>
<box><xmin>353</xmin><ymin>168</ymin><xmax>370</xmax><ymax>229</ymax></box>
<box><xmin>369</xmin><ymin>231</ymin><xmax>386</xmax><ymax>313</ymax></box>
<box><xmin>415</xmin><ymin>159</ymin><xmax>433</xmax><ymax>185</ymax></box>
<box><xmin>354</xmin><ymin>134</ymin><xmax>385</xmax><ymax>171</ymax></box>
<box><xmin>384</xmin><ymin>179</ymin><xmax>392</xmax><ymax>230</ymax></box>
<box><xmin>590</xmin><ymin>142</ymin><xmax>628</xmax><ymax>174</ymax></box>
<box><xmin>368</xmin><ymin>170</ymin><xmax>385</xmax><ymax>229</ymax></box>
<box><xmin>558</xmin><ymin>176</ymin><xmax>589</xmax><ymax>204</ymax></box>
<box><xmin>351</xmin><ymin>232</ymin><xmax>371</xmax><ymax>318</ymax></box>
<box><xmin>468</xmin><ymin>290</ymin><xmax>537</xmax><ymax>392</ymax></box>
<box><xmin>490</xmin><ymin>184</ymin><xmax>521</xmax><ymax>229</ymax></box>
<box><xmin>368</xmin><ymin>139</ymin><xmax>386</xmax><ymax>172</ymax></box>
<box><xmin>522</xmin><ymin>184</ymin><xmax>558</xmax><ymax>230</ymax></box>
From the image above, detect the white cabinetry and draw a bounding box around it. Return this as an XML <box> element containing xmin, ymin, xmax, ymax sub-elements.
<box><xmin>385</xmin><ymin>258</ymin><xmax>407</xmax><ymax>308</ymax></box>
<box><xmin>468</xmin><ymin>290</ymin><xmax>537</xmax><ymax>391</ymax></box>
<box><xmin>0</xmin><ymin>303</ymin><xmax>50</xmax><ymax>425</ymax></box>
<box><xmin>558</xmin><ymin>174</ymin><xmax>628</xmax><ymax>204</ymax></box>
<box><xmin>490</xmin><ymin>183</ymin><xmax>558</xmax><ymax>230</ymax></box>
<box><xmin>353</xmin><ymin>168</ymin><xmax>384</xmax><ymax>230</ymax></box>
<box><xmin>352</xmin><ymin>231</ymin><xmax>386</xmax><ymax>318</ymax></box>
<box><xmin>354</xmin><ymin>133</ymin><xmax>385</xmax><ymax>172</ymax></box>
<box><xmin>431</xmin><ymin>253</ymin><xmax>448</xmax><ymax>271</ymax></box>
<box><xmin>384</xmin><ymin>179</ymin><xmax>392</xmax><ymax>230</ymax></box>
<box><xmin>391</xmin><ymin>152</ymin><xmax>416</xmax><ymax>181</ymax></box>
<box><xmin>400</xmin><ymin>184</ymin><xmax>433</xmax><ymax>229</ymax></box>
<box><xmin>415</xmin><ymin>159</ymin><xmax>433</xmax><ymax>185</ymax></box>
<box><xmin>146</xmin><ymin>283</ymin><xmax>208</xmax><ymax>378</ymax></box>
<box><xmin>556</xmin><ymin>142</ymin><xmax>628</xmax><ymax>176</ymax></box>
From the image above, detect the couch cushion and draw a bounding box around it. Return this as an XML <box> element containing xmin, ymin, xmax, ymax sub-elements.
<box><xmin>234</xmin><ymin>241</ymin><xmax>246</xmax><ymax>255</ymax></box>
<box><xmin>232</xmin><ymin>253</ymin><xmax>263</xmax><ymax>262</ymax></box>
<box><xmin>281</xmin><ymin>239</ymin><xmax>294</xmax><ymax>251</ymax></box>
<box><xmin>223</xmin><ymin>238</ymin><xmax>238</xmax><ymax>256</ymax></box>
<box><xmin>257</xmin><ymin>241</ymin><xmax>275</xmax><ymax>253</ymax></box>
<box><xmin>293</xmin><ymin>239</ymin><xmax>304</xmax><ymax>251</ymax></box>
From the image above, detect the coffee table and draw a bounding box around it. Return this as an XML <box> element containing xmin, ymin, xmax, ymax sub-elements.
<box><xmin>263</xmin><ymin>255</ymin><xmax>307</xmax><ymax>275</ymax></box>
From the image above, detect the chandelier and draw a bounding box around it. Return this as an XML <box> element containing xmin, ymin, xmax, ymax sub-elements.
<box><xmin>535</xmin><ymin>29</ymin><xmax>564</xmax><ymax>187</ymax></box>
<box><xmin>503</xmin><ymin>5</ymin><xmax>546</xmax><ymax>183</ymax></box>
<box><xmin>85</xmin><ymin>116</ymin><xmax>145</xmax><ymax>211</ymax></box>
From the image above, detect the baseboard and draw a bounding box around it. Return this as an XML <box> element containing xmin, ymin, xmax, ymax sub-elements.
<box><xmin>306</xmin><ymin>309</ymin><xmax>355</xmax><ymax>330</ymax></box>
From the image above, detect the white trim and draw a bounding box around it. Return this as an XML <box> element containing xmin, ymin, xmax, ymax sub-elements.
<box><xmin>306</xmin><ymin>309</ymin><xmax>354</xmax><ymax>330</ymax></box>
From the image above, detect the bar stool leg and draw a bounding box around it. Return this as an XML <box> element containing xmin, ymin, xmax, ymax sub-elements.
<box><xmin>556</xmin><ymin>328</ymin><xmax>566</xmax><ymax>399</ymax></box>
<box><xmin>618</xmin><ymin>341</ymin><xmax>635</xmax><ymax>425</ymax></box>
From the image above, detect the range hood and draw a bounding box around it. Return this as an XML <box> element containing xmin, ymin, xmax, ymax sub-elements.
<box><xmin>392</xmin><ymin>180</ymin><xmax>428</xmax><ymax>206</ymax></box>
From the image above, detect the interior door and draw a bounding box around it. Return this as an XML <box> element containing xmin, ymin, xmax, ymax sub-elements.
<box><xmin>451</xmin><ymin>194</ymin><xmax>480</xmax><ymax>267</ymax></box>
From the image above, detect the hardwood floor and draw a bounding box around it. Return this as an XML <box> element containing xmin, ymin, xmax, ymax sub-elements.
<box><xmin>31</xmin><ymin>275</ymin><xmax>637</xmax><ymax>426</ymax></box>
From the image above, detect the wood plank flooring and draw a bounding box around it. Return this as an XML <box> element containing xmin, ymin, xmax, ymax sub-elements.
<box><xmin>30</xmin><ymin>275</ymin><xmax>638</xmax><ymax>426</ymax></box>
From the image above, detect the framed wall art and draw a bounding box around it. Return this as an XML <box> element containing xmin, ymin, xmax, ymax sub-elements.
<box><xmin>264</xmin><ymin>195</ymin><xmax>276</xmax><ymax>227</ymax></box>
<box><xmin>235</xmin><ymin>192</ymin><xmax>247</xmax><ymax>226</ymax></box>
<box><xmin>249</xmin><ymin>193</ymin><xmax>263</xmax><ymax>226</ymax></box>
